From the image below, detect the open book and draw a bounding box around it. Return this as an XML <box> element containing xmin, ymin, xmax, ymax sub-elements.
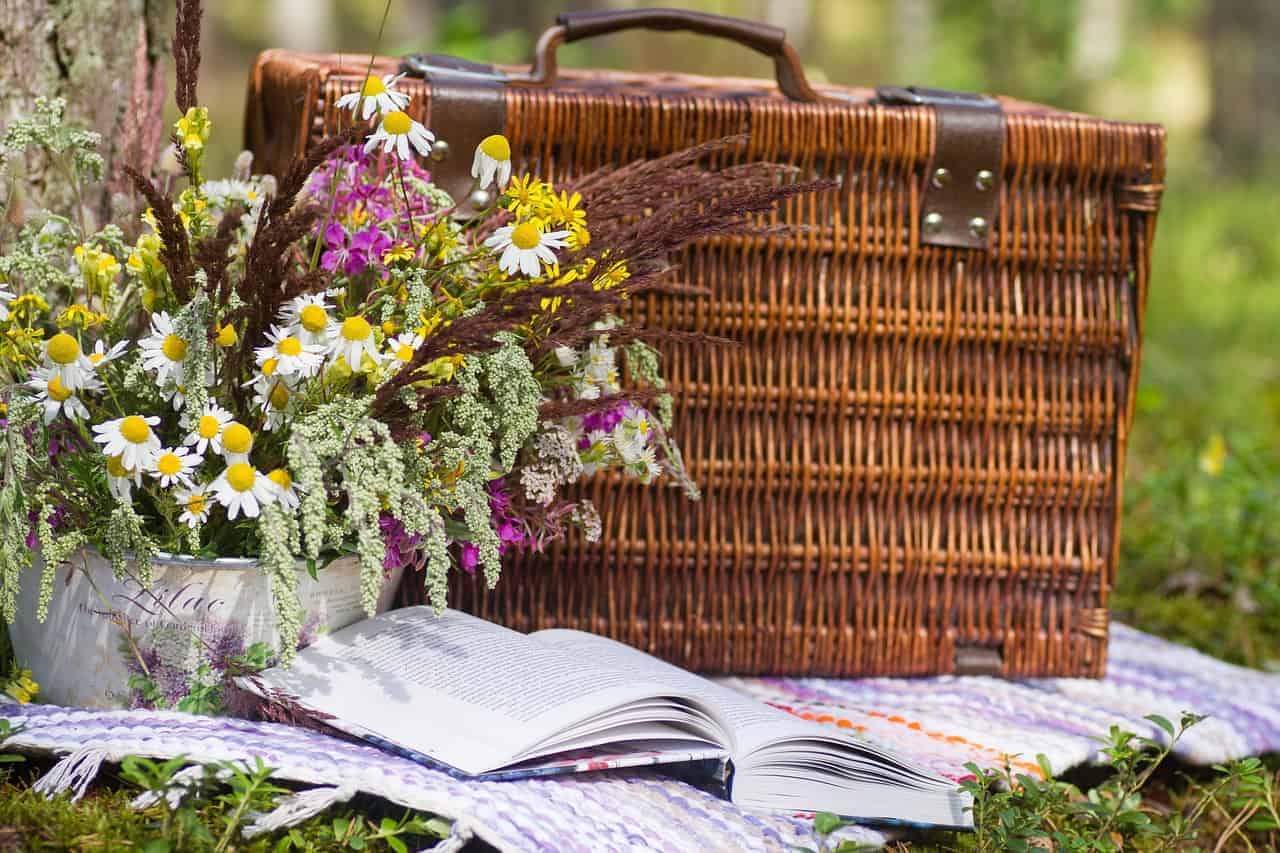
<box><xmin>243</xmin><ymin>608</ymin><xmax>971</xmax><ymax>828</ymax></box>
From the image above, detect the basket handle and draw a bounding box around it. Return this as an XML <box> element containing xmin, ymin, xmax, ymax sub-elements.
<box><xmin>513</xmin><ymin>8</ymin><xmax>823</xmax><ymax>103</ymax></box>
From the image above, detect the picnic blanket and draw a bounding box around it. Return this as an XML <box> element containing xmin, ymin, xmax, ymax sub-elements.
<box><xmin>5</xmin><ymin>623</ymin><xmax>1280</xmax><ymax>851</ymax></box>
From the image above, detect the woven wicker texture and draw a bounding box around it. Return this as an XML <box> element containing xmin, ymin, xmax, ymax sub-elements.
<box><xmin>247</xmin><ymin>52</ymin><xmax>1165</xmax><ymax>678</ymax></box>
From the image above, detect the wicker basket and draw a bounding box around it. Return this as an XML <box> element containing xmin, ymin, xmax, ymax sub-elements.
<box><xmin>245</xmin><ymin>9</ymin><xmax>1165</xmax><ymax>677</ymax></box>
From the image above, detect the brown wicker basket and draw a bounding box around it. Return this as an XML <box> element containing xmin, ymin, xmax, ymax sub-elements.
<box><xmin>245</xmin><ymin>8</ymin><xmax>1165</xmax><ymax>678</ymax></box>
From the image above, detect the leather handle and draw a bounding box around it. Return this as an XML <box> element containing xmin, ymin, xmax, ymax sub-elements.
<box><xmin>513</xmin><ymin>8</ymin><xmax>823</xmax><ymax>103</ymax></box>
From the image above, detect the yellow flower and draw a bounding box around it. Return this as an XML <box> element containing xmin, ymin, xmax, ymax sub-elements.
<box><xmin>347</xmin><ymin>203</ymin><xmax>370</xmax><ymax>229</ymax></box>
<box><xmin>594</xmin><ymin>260</ymin><xmax>631</xmax><ymax>290</ymax></box>
<box><xmin>1198</xmin><ymin>433</ymin><xmax>1228</xmax><ymax>477</ymax></box>
<box><xmin>74</xmin><ymin>244</ymin><xmax>121</xmax><ymax>296</ymax></box>
<box><xmin>546</xmin><ymin>190</ymin><xmax>586</xmax><ymax>230</ymax></box>
<box><xmin>57</xmin><ymin>304</ymin><xmax>107</xmax><ymax>329</ymax></box>
<box><xmin>216</xmin><ymin>323</ymin><xmax>238</xmax><ymax>347</ymax></box>
<box><xmin>504</xmin><ymin>175</ymin><xmax>552</xmax><ymax>218</ymax></box>
<box><xmin>8</xmin><ymin>293</ymin><xmax>49</xmax><ymax>319</ymax></box>
<box><xmin>567</xmin><ymin>223</ymin><xmax>591</xmax><ymax>250</ymax></box>
<box><xmin>382</xmin><ymin>243</ymin><xmax>415</xmax><ymax>265</ymax></box>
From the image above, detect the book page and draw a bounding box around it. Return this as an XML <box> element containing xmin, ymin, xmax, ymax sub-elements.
<box><xmin>531</xmin><ymin>629</ymin><xmax>819</xmax><ymax>754</ymax></box>
<box><xmin>249</xmin><ymin>608</ymin><xmax>718</xmax><ymax>775</ymax></box>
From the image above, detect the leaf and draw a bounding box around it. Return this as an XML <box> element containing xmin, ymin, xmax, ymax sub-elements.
<box><xmin>306</xmin><ymin>557</ymin><xmax>319</xmax><ymax>580</ymax></box>
<box><xmin>386</xmin><ymin>838</ymin><xmax>408</xmax><ymax>853</ymax></box>
<box><xmin>1144</xmin><ymin>714</ymin><xmax>1175</xmax><ymax>739</ymax></box>
<box><xmin>813</xmin><ymin>811</ymin><xmax>847</xmax><ymax>835</ymax></box>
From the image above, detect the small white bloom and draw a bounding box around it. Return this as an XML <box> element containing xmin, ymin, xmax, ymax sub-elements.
<box><xmin>278</xmin><ymin>293</ymin><xmax>334</xmax><ymax>346</ymax></box>
<box><xmin>88</xmin><ymin>339</ymin><xmax>129</xmax><ymax>368</ymax></box>
<box><xmin>471</xmin><ymin>134</ymin><xmax>512</xmax><ymax>190</ymax></box>
<box><xmin>210</xmin><ymin>463</ymin><xmax>276</xmax><ymax>521</ymax></box>
<box><xmin>175</xmin><ymin>485</ymin><xmax>212</xmax><ymax>528</ymax></box>
<box><xmin>0</xmin><ymin>288</ymin><xmax>15</xmax><ymax>322</ymax></box>
<box><xmin>92</xmin><ymin>414</ymin><xmax>162</xmax><ymax>471</ymax></box>
<box><xmin>43</xmin><ymin>332</ymin><xmax>95</xmax><ymax>391</ymax></box>
<box><xmin>250</xmin><ymin>376</ymin><xmax>294</xmax><ymax>432</ymax></box>
<box><xmin>106</xmin><ymin>454</ymin><xmax>143</xmax><ymax>503</ymax></box>
<box><xmin>484</xmin><ymin>221</ymin><xmax>569</xmax><ymax>278</ymax></box>
<box><xmin>26</xmin><ymin>365</ymin><xmax>95</xmax><ymax>424</ymax></box>
<box><xmin>255</xmin><ymin>324</ymin><xmax>324</xmax><ymax>378</ymax></box>
<box><xmin>326</xmin><ymin>315</ymin><xmax>379</xmax><ymax>372</ymax></box>
<box><xmin>266</xmin><ymin>468</ymin><xmax>301</xmax><ymax>512</ymax></box>
<box><xmin>383</xmin><ymin>332</ymin><xmax>423</xmax><ymax>366</ymax></box>
<box><xmin>147</xmin><ymin>445</ymin><xmax>201</xmax><ymax>488</ymax></box>
<box><xmin>363</xmin><ymin>110</ymin><xmax>434</xmax><ymax>161</ymax></box>
<box><xmin>553</xmin><ymin>346</ymin><xmax>579</xmax><ymax>368</ymax></box>
<box><xmin>335</xmin><ymin>73</ymin><xmax>410</xmax><ymax>121</ymax></box>
<box><xmin>139</xmin><ymin>311</ymin><xmax>190</xmax><ymax>386</ymax></box>
<box><xmin>184</xmin><ymin>403</ymin><xmax>233</xmax><ymax>455</ymax></box>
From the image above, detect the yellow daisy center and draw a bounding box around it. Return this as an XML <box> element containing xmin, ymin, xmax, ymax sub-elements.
<box><xmin>299</xmin><ymin>304</ymin><xmax>328</xmax><ymax>333</ymax></box>
<box><xmin>120</xmin><ymin>416</ymin><xmax>152</xmax><ymax>444</ymax></box>
<box><xmin>361</xmin><ymin>76</ymin><xmax>386</xmax><ymax>97</ymax></box>
<box><xmin>106</xmin><ymin>455</ymin><xmax>130</xmax><ymax>478</ymax></box>
<box><xmin>226</xmin><ymin>463</ymin><xmax>256</xmax><ymax>493</ymax></box>
<box><xmin>479</xmin><ymin>134</ymin><xmax>511</xmax><ymax>161</ymax></box>
<box><xmin>47</xmin><ymin>333</ymin><xmax>81</xmax><ymax>365</ymax></box>
<box><xmin>89</xmin><ymin>352</ymin><xmax>104</xmax><ymax>365</ymax></box>
<box><xmin>216</xmin><ymin>324</ymin><xmax>238</xmax><ymax>347</ymax></box>
<box><xmin>198</xmin><ymin>414</ymin><xmax>222</xmax><ymax>439</ymax></box>
<box><xmin>269</xmin><ymin>383</ymin><xmax>290</xmax><ymax>410</ymax></box>
<box><xmin>277</xmin><ymin>336</ymin><xmax>303</xmax><ymax>357</ymax></box>
<box><xmin>162</xmin><ymin>334</ymin><xmax>188</xmax><ymax>362</ymax></box>
<box><xmin>382</xmin><ymin>111</ymin><xmax>412</xmax><ymax>136</ymax></box>
<box><xmin>186</xmin><ymin>493</ymin><xmax>207</xmax><ymax>514</ymax></box>
<box><xmin>46</xmin><ymin>376</ymin><xmax>72</xmax><ymax>402</ymax></box>
<box><xmin>156</xmin><ymin>452</ymin><xmax>183</xmax><ymax>477</ymax></box>
<box><xmin>222</xmin><ymin>422</ymin><xmax>253</xmax><ymax>454</ymax></box>
<box><xmin>267</xmin><ymin>468</ymin><xmax>293</xmax><ymax>490</ymax></box>
<box><xmin>511</xmin><ymin>222</ymin><xmax>541</xmax><ymax>251</ymax></box>
<box><xmin>395</xmin><ymin>343</ymin><xmax>414</xmax><ymax>362</ymax></box>
<box><xmin>261</xmin><ymin>357</ymin><xmax>279</xmax><ymax>377</ymax></box>
<box><xmin>341</xmin><ymin>316</ymin><xmax>372</xmax><ymax>342</ymax></box>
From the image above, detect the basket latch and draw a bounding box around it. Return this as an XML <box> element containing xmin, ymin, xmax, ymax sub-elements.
<box><xmin>876</xmin><ymin>86</ymin><xmax>1005</xmax><ymax>251</ymax></box>
<box><xmin>954</xmin><ymin>644</ymin><xmax>1003</xmax><ymax>676</ymax></box>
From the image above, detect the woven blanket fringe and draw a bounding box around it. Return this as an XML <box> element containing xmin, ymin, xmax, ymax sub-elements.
<box><xmin>426</xmin><ymin>822</ymin><xmax>474</xmax><ymax>853</ymax></box>
<box><xmin>33</xmin><ymin>745</ymin><xmax>115</xmax><ymax>802</ymax></box>
<box><xmin>243</xmin><ymin>784</ymin><xmax>358</xmax><ymax>838</ymax></box>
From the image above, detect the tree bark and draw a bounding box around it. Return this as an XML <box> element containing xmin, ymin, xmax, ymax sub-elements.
<box><xmin>0</xmin><ymin>0</ymin><xmax>167</xmax><ymax>226</ymax></box>
<box><xmin>1207</xmin><ymin>0</ymin><xmax>1280</xmax><ymax>177</ymax></box>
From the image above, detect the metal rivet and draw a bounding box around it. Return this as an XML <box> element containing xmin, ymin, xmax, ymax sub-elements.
<box><xmin>975</xmin><ymin>169</ymin><xmax>994</xmax><ymax>191</ymax></box>
<box><xmin>429</xmin><ymin>139</ymin><xmax>450</xmax><ymax>162</ymax></box>
<box><xmin>469</xmin><ymin>188</ymin><xmax>492</xmax><ymax>208</ymax></box>
<box><xmin>931</xmin><ymin>167</ymin><xmax>951</xmax><ymax>189</ymax></box>
<box><xmin>923</xmin><ymin>211</ymin><xmax>944</xmax><ymax>234</ymax></box>
<box><xmin>968</xmin><ymin>216</ymin><xmax>988</xmax><ymax>239</ymax></box>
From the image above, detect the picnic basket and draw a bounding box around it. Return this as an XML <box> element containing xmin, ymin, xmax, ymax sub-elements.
<box><xmin>244</xmin><ymin>8</ymin><xmax>1165</xmax><ymax>678</ymax></box>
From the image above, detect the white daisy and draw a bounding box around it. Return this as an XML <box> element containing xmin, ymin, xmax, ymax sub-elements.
<box><xmin>335</xmin><ymin>73</ymin><xmax>410</xmax><ymax>120</ymax></box>
<box><xmin>92</xmin><ymin>414</ymin><xmax>162</xmax><ymax>471</ymax></box>
<box><xmin>383</xmin><ymin>332</ymin><xmax>423</xmax><ymax>367</ymax></box>
<box><xmin>327</xmin><ymin>315</ymin><xmax>379</xmax><ymax>372</ymax></box>
<box><xmin>184</xmin><ymin>403</ymin><xmax>233</xmax><ymax>455</ymax></box>
<box><xmin>147</xmin><ymin>445</ymin><xmax>201</xmax><ymax>488</ymax></box>
<box><xmin>210</xmin><ymin>463</ymin><xmax>275</xmax><ymax>521</ymax></box>
<box><xmin>175</xmin><ymin>485</ymin><xmax>212</xmax><ymax>528</ymax></box>
<box><xmin>219</xmin><ymin>421</ymin><xmax>255</xmax><ymax>465</ymax></box>
<box><xmin>43</xmin><ymin>332</ymin><xmax>95</xmax><ymax>391</ymax></box>
<box><xmin>266</xmin><ymin>468</ymin><xmax>301</xmax><ymax>512</ymax></box>
<box><xmin>26</xmin><ymin>365</ymin><xmax>94</xmax><ymax>424</ymax></box>
<box><xmin>484</xmin><ymin>221</ymin><xmax>569</xmax><ymax>278</ymax></box>
<box><xmin>255</xmin><ymin>324</ymin><xmax>324</xmax><ymax>378</ymax></box>
<box><xmin>88</xmin><ymin>339</ymin><xmax>129</xmax><ymax>369</ymax></box>
<box><xmin>249</xmin><ymin>376</ymin><xmax>294</xmax><ymax>432</ymax></box>
<box><xmin>278</xmin><ymin>294</ymin><xmax>333</xmax><ymax>346</ymax></box>
<box><xmin>139</xmin><ymin>311</ymin><xmax>189</xmax><ymax>386</ymax></box>
<box><xmin>363</xmin><ymin>110</ymin><xmax>434</xmax><ymax>161</ymax></box>
<box><xmin>471</xmin><ymin>134</ymin><xmax>512</xmax><ymax>190</ymax></box>
<box><xmin>0</xmin><ymin>288</ymin><xmax>15</xmax><ymax>322</ymax></box>
<box><xmin>106</xmin><ymin>454</ymin><xmax>143</xmax><ymax>503</ymax></box>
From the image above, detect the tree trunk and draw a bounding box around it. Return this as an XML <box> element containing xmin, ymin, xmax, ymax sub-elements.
<box><xmin>1207</xmin><ymin>0</ymin><xmax>1280</xmax><ymax>177</ymax></box>
<box><xmin>0</xmin><ymin>0</ymin><xmax>167</xmax><ymax>227</ymax></box>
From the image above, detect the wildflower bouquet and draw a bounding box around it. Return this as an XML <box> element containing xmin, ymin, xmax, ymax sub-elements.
<box><xmin>0</xmin><ymin>0</ymin><xmax>813</xmax><ymax>677</ymax></box>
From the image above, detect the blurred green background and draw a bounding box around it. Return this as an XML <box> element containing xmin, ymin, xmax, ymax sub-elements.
<box><xmin>202</xmin><ymin>0</ymin><xmax>1279</xmax><ymax>665</ymax></box>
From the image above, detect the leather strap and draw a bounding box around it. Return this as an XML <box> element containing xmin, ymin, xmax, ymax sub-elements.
<box><xmin>400</xmin><ymin>57</ymin><xmax>507</xmax><ymax>218</ymax></box>
<box><xmin>557</xmin><ymin>8</ymin><xmax>786</xmax><ymax>55</ymax></box>
<box><xmin>878</xmin><ymin>86</ymin><xmax>1005</xmax><ymax>251</ymax></box>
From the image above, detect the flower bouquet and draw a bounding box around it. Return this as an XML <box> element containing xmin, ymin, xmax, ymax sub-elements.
<box><xmin>0</xmin><ymin>0</ymin><xmax>812</xmax><ymax>711</ymax></box>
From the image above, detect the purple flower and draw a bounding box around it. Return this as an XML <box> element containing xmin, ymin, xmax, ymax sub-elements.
<box><xmin>346</xmin><ymin>228</ymin><xmax>393</xmax><ymax>276</ymax></box>
<box><xmin>582</xmin><ymin>402</ymin><xmax>628</xmax><ymax>434</ymax></box>
<box><xmin>319</xmin><ymin>221</ymin><xmax>353</xmax><ymax>273</ymax></box>
<box><xmin>458</xmin><ymin>543</ymin><xmax>479</xmax><ymax>575</ymax></box>
<box><xmin>379</xmin><ymin>513</ymin><xmax>422</xmax><ymax>572</ymax></box>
